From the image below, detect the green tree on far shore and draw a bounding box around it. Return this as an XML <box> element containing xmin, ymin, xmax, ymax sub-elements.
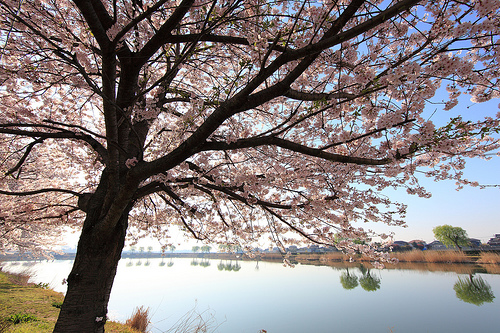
<box><xmin>433</xmin><ymin>225</ymin><xmax>470</xmax><ymax>251</ymax></box>
<box><xmin>201</xmin><ymin>245</ymin><xmax>211</xmax><ymax>253</ymax></box>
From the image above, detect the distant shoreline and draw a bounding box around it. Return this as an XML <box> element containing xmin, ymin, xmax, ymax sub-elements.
<box><xmin>1</xmin><ymin>248</ymin><xmax>499</xmax><ymax>264</ymax></box>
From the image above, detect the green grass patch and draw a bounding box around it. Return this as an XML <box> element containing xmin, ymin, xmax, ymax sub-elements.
<box><xmin>0</xmin><ymin>270</ymin><xmax>63</xmax><ymax>330</ymax></box>
<box><xmin>7</xmin><ymin>313</ymin><xmax>38</xmax><ymax>324</ymax></box>
<box><xmin>0</xmin><ymin>269</ymin><xmax>139</xmax><ymax>333</ymax></box>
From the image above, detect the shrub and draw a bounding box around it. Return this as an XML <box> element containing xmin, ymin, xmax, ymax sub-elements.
<box><xmin>51</xmin><ymin>301</ymin><xmax>63</xmax><ymax>309</ymax></box>
<box><xmin>126</xmin><ymin>306</ymin><xmax>150</xmax><ymax>333</ymax></box>
<box><xmin>5</xmin><ymin>269</ymin><xmax>33</xmax><ymax>286</ymax></box>
<box><xmin>165</xmin><ymin>306</ymin><xmax>219</xmax><ymax>333</ymax></box>
<box><xmin>35</xmin><ymin>282</ymin><xmax>50</xmax><ymax>289</ymax></box>
<box><xmin>7</xmin><ymin>313</ymin><xmax>38</xmax><ymax>324</ymax></box>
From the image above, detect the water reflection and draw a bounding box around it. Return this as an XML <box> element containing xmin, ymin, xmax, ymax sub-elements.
<box><xmin>454</xmin><ymin>274</ymin><xmax>495</xmax><ymax>306</ymax></box>
<box><xmin>191</xmin><ymin>259</ymin><xmax>212</xmax><ymax>267</ymax></box>
<box><xmin>339</xmin><ymin>265</ymin><xmax>381</xmax><ymax>292</ymax></box>
<box><xmin>339</xmin><ymin>268</ymin><xmax>358</xmax><ymax>290</ymax></box>
<box><xmin>217</xmin><ymin>260</ymin><xmax>241</xmax><ymax>272</ymax></box>
<box><xmin>199</xmin><ymin>259</ymin><xmax>211</xmax><ymax>268</ymax></box>
<box><xmin>2</xmin><ymin>258</ymin><xmax>499</xmax><ymax>332</ymax></box>
<box><xmin>359</xmin><ymin>269</ymin><xmax>381</xmax><ymax>292</ymax></box>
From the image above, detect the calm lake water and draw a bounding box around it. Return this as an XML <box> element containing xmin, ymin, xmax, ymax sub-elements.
<box><xmin>2</xmin><ymin>258</ymin><xmax>499</xmax><ymax>333</ymax></box>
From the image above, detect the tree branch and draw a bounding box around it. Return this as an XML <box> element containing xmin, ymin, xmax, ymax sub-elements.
<box><xmin>72</xmin><ymin>0</ymin><xmax>113</xmax><ymax>48</ymax></box>
<box><xmin>0</xmin><ymin>188</ymin><xmax>81</xmax><ymax>197</ymax></box>
<box><xmin>5</xmin><ymin>138</ymin><xmax>45</xmax><ymax>177</ymax></box>
<box><xmin>201</xmin><ymin>136</ymin><xmax>391</xmax><ymax>166</ymax></box>
<box><xmin>0</xmin><ymin>124</ymin><xmax>109</xmax><ymax>164</ymax></box>
<box><xmin>135</xmin><ymin>0</ymin><xmax>196</xmax><ymax>67</ymax></box>
<box><xmin>284</xmin><ymin>89</ymin><xmax>355</xmax><ymax>101</ymax></box>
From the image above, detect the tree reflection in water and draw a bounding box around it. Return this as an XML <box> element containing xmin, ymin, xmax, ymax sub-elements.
<box><xmin>359</xmin><ymin>269</ymin><xmax>381</xmax><ymax>292</ymax></box>
<box><xmin>217</xmin><ymin>260</ymin><xmax>241</xmax><ymax>272</ymax></box>
<box><xmin>199</xmin><ymin>259</ymin><xmax>211</xmax><ymax>268</ymax></box>
<box><xmin>339</xmin><ymin>265</ymin><xmax>380</xmax><ymax>292</ymax></box>
<box><xmin>340</xmin><ymin>268</ymin><xmax>359</xmax><ymax>290</ymax></box>
<box><xmin>454</xmin><ymin>274</ymin><xmax>495</xmax><ymax>306</ymax></box>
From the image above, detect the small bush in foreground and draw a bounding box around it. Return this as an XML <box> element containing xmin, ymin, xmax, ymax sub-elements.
<box><xmin>7</xmin><ymin>313</ymin><xmax>38</xmax><ymax>324</ymax></box>
<box><xmin>35</xmin><ymin>282</ymin><xmax>50</xmax><ymax>289</ymax></box>
<box><xmin>165</xmin><ymin>306</ymin><xmax>220</xmax><ymax>333</ymax></box>
<box><xmin>126</xmin><ymin>306</ymin><xmax>150</xmax><ymax>333</ymax></box>
<box><xmin>4</xmin><ymin>269</ymin><xmax>33</xmax><ymax>286</ymax></box>
<box><xmin>51</xmin><ymin>301</ymin><xmax>63</xmax><ymax>309</ymax></box>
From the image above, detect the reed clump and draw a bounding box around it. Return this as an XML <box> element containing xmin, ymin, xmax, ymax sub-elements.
<box><xmin>165</xmin><ymin>306</ymin><xmax>219</xmax><ymax>333</ymax></box>
<box><xmin>477</xmin><ymin>252</ymin><xmax>500</xmax><ymax>264</ymax></box>
<box><xmin>126</xmin><ymin>306</ymin><xmax>150</xmax><ymax>333</ymax></box>
<box><xmin>392</xmin><ymin>250</ymin><xmax>426</xmax><ymax>262</ymax></box>
<box><xmin>393</xmin><ymin>250</ymin><xmax>469</xmax><ymax>263</ymax></box>
<box><xmin>424</xmin><ymin>250</ymin><xmax>469</xmax><ymax>263</ymax></box>
<box><xmin>4</xmin><ymin>268</ymin><xmax>33</xmax><ymax>286</ymax></box>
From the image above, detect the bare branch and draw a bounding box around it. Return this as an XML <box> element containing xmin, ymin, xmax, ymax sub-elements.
<box><xmin>5</xmin><ymin>138</ymin><xmax>45</xmax><ymax>177</ymax></box>
<box><xmin>0</xmin><ymin>124</ymin><xmax>109</xmax><ymax>164</ymax></box>
<box><xmin>0</xmin><ymin>188</ymin><xmax>81</xmax><ymax>197</ymax></box>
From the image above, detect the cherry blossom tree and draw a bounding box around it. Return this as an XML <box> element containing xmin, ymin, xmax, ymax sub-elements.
<box><xmin>1</xmin><ymin>0</ymin><xmax>499</xmax><ymax>331</ymax></box>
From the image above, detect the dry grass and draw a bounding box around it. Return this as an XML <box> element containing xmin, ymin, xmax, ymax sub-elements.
<box><xmin>0</xmin><ymin>318</ymin><xmax>12</xmax><ymax>333</ymax></box>
<box><xmin>384</xmin><ymin>261</ymin><xmax>476</xmax><ymax>274</ymax></box>
<box><xmin>477</xmin><ymin>252</ymin><xmax>500</xmax><ymax>264</ymax></box>
<box><xmin>479</xmin><ymin>264</ymin><xmax>500</xmax><ymax>274</ymax></box>
<box><xmin>125</xmin><ymin>306</ymin><xmax>150</xmax><ymax>333</ymax></box>
<box><xmin>296</xmin><ymin>250</ymin><xmax>491</xmax><ymax>265</ymax></box>
<box><xmin>3</xmin><ymin>268</ymin><xmax>34</xmax><ymax>286</ymax></box>
<box><xmin>165</xmin><ymin>306</ymin><xmax>220</xmax><ymax>333</ymax></box>
<box><xmin>320</xmin><ymin>252</ymin><xmax>350</xmax><ymax>261</ymax></box>
<box><xmin>393</xmin><ymin>250</ymin><xmax>426</xmax><ymax>262</ymax></box>
<box><xmin>382</xmin><ymin>250</ymin><xmax>469</xmax><ymax>263</ymax></box>
<box><xmin>300</xmin><ymin>250</ymin><xmax>472</xmax><ymax>263</ymax></box>
<box><xmin>423</xmin><ymin>251</ymin><xmax>469</xmax><ymax>263</ymax></box>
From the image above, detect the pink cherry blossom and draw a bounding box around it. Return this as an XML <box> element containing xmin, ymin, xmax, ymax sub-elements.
<box><xmin>0</xmin><ymin>1</ymin><xmax>499</xmax><ymax>330</ymax></box>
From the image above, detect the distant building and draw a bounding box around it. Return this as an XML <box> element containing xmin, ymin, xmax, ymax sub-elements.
<box><xmin>384</xmin><ymin>241</ymin><xmax>412</xmax><ymax>251</ymax></box>
<box><xmin>426</xmin><ymin>240</ymin><xmax>447</xmax><ymax>250</ymax></box>
<box><xmin>409</xmin><ymin>240</ymin><xmax>426</xmax><ymax>250</ymax></box>
<box><xmin>468</xmin><ymin>238</ymin><xmax>481</xmax><ymax>247</ymax></box>
<box><xmin>487</xmin><ymin>234</ymin><xmax>500</xmax><ymax>246</ymax></box>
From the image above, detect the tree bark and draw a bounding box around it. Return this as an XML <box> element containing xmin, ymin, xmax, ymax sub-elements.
<box><xmin>54</xmin><ymin>176</ymin><xmax>133</xmax><ymax>333</ymax></box>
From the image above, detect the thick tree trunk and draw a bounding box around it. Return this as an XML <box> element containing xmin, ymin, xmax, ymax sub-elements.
<box><xmin>54</xmin><ymin>175</ymin><xmax>133</xmax><ymax>333</ymax></box>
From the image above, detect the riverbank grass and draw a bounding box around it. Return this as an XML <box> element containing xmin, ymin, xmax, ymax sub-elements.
<box><xmin>477</xmin><ymin>252</ymin><xmax>500</xmax><ymax>264</ymax></box>
<box><xmin>0</xmin><ymin>269</ymin><xmax>139</xmax><ymax>333</ymax></box>
<box><xmin>395</xmin><ymin>250</ymin><xmax>470</xmax><ymax>263</ymax></box>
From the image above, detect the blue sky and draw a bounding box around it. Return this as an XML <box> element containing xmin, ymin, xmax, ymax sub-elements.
<box><xmin>372</xmin><ymin>91</ymin><xmax>500</xmax><ymax>244</ymax></box>
<box><xmin>375</xmin><ymin>155</ymin><xmax>499</xmax><ymax>243</ymax></box>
